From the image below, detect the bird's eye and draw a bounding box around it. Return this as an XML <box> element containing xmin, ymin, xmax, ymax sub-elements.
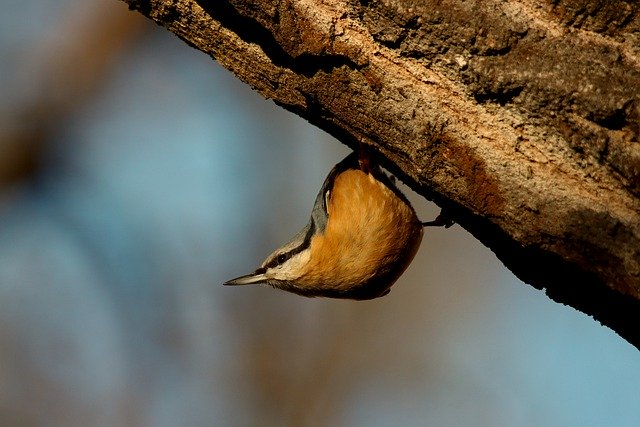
<box><xmin>277</xmin><ymin>254</ymin><xmax>288</xmax><ymax>264</ymax></box>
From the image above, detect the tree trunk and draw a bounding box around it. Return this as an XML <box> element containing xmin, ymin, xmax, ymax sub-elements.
<box><xmin>121</xmin><ymin>0</ymin><xmax>640</xmax><ymax>349</ymax></box>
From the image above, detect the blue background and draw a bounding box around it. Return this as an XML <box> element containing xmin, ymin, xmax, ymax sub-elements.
<box><xmin>0</xmin><ymin>1</ymin><xmax>638</xmax><ymax>425</ymax></box>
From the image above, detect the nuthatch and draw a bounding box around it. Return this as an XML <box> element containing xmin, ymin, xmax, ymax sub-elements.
<box><xmin>224</xmin><ymin>151</ymin><xmax>450</xmax><ymax>300</ymax></box>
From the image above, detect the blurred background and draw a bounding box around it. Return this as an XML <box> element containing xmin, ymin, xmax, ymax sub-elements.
<box><xmin>1</xmin><ymin>0</ymin><xmax>639</xmax><ymax>426</ymax></box>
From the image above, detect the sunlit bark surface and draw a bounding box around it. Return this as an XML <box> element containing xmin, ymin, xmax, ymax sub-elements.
<box><xmin>122</xmin><ymin>0</ymin><xmax>640</xmax><ymax>349</ymax></box>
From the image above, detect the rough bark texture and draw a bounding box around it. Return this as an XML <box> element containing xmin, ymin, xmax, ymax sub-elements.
<box><xmin>121</xmin><ymin>0</ymin><xmax>640</xmax><ymax>349</ymax></box>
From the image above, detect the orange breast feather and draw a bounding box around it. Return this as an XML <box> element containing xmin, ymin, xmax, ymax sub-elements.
<box><xmin>300</xmin><ymin>168</ymin><xmax>423</xmax><ymax>295</ymax></box>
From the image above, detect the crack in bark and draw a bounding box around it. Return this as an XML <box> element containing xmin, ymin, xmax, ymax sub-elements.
<box><xmin>196</xmin><ymin>0</ymin><xmax>361</xmax><ymax>77</ymax></box>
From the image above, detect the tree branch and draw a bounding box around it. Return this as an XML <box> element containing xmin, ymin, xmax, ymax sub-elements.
<box><xmin>121</xmin><ymin>0</ymin><xmax>640</xmax><ymax>349</ymax></box>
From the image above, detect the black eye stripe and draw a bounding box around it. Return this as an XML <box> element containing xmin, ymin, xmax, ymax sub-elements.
<box><xmin>264</xmin><ymin>258</ymin><xmax>279</xmax><ymax>269</ymax></box>
<box><xmin>264</xmin><ymin>252</ymin><xmax>290</xmax><ymax>269</ymax></box>
<box><xmin>265</xmin><ymin>251</ymin><xmax>292</xmax><ymax>269</ymax></box>
<box><xmin>264</xmin><ymin>219</ymin><xmax>317</xmax><ymax>270</ymax></box>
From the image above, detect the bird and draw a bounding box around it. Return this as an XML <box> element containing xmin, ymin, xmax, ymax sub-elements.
<box><xmin>224</xmin><ymin>150</ymin><xmax>451</xmax><ymax>300</ymax></box>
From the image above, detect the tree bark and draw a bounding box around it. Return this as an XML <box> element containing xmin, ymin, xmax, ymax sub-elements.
<box><xmin>121</xmin><ymin>0</ymin><xmax>640</xmax><ymax>349</ymax></box>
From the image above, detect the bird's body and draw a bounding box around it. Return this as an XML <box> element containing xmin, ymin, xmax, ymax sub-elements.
<box><xmin>224</xmin><ymin>152</ymin><xmax>426</xmax><ymax>300</ymax></box>
<box><xmin>289</xmin><ymin>168</ymin><xmax>423</xmax><ymax>298</ymax></box>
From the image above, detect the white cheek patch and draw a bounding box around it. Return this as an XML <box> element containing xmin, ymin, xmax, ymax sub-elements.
<box><xmin>268</xmin><ymin>250</ymin><xmax>311</xmax><ymax>281</ymax></box>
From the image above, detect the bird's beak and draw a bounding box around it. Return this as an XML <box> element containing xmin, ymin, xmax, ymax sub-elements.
<box><xmin>223</xmin><ymin>271</ymin><xmax>267</xmax><ymax>286</ymax></box>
